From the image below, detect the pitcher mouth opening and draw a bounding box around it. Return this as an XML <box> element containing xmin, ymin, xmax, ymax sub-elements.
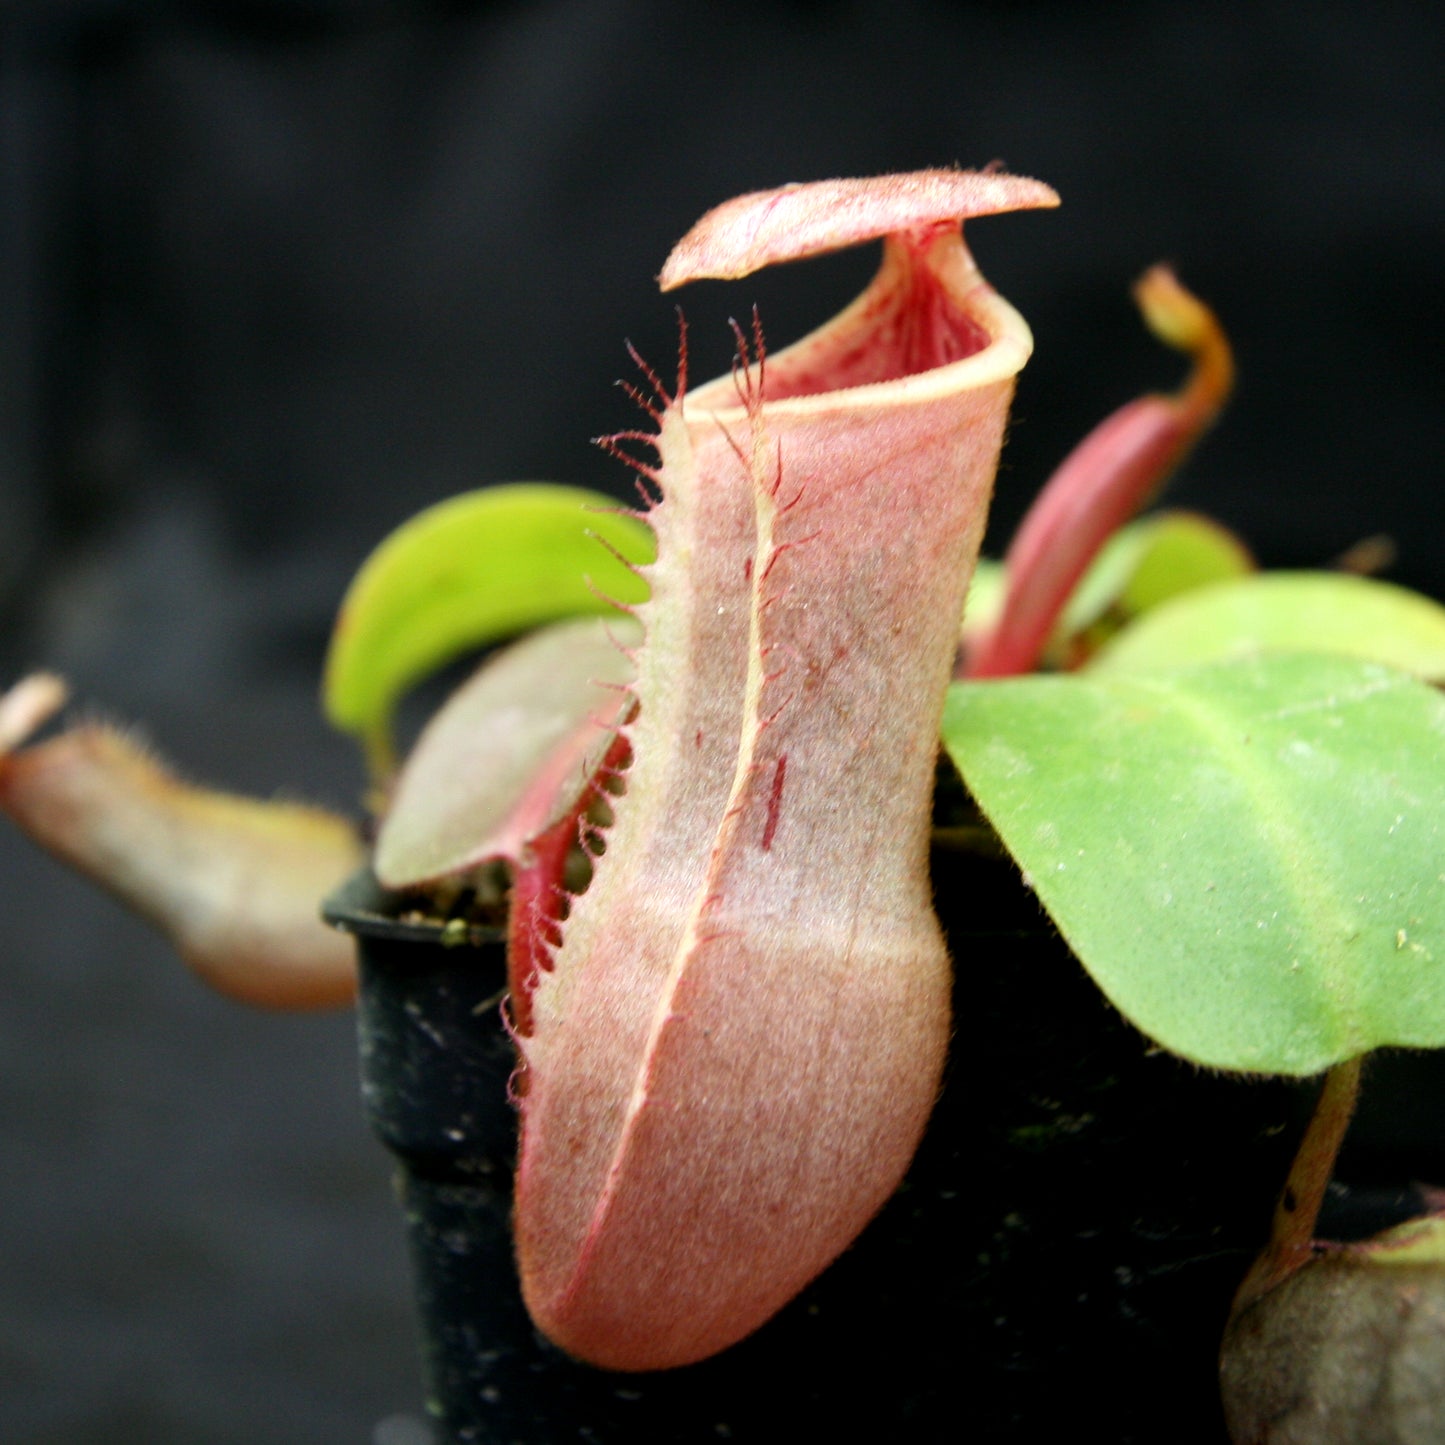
<box><xmin>685</xmin><ymin>225</ymin><xmax>1035</xmax><ymax>418</ymax></box>
<box><xmin>661</xmin><ymin>169</ymin><xmax>1056</xmax><ymax>417</ymax></box>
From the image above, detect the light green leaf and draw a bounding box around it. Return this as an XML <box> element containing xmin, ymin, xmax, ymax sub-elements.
<box><xmin>960</xmin><ymin>558</ymin><xmax>1005</xmax><ymax>642</ymax></box>
<box><xmin>1364</xmin><ymin>1215</ymin><xmax>1445</xmax><ymax>1267</ymax></box>
<box><xmin>1059</xmin><ymin>510</ymin><xmax>1254</xmax><ymax>641</ymax></box>
<box><xmin>964</xmin><ymin>511</ymin><xmax>1253</xmax><ymax>666</ymax></box>
<box><xmin>941</xmin><ymin>654</ymin><xmax>1445</xmax><ymax>1074</ymax></box>
<box><xmin>322</xmin><ymin>484</ymin><xmax>654</xmax><ymax>779</ymax></box>
<box><xmin>1091</xmin><ymin>572</ymin><xmax>1445</xmax><ymax>682</ymax></box>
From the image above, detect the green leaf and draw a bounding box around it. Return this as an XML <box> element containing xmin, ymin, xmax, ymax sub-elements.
<box><xmin>1059</xmin><ymin>510</ymin><xmax>1253</xmax><ymax>638</ymax></box>
<box><xmin>1091</xmin><ymin>572</ymin><xmax>1445</xmax><ymax>682</ymax></box>
<box><xmin>1364</xmin><ymin>1215</ymin><xmax>1445</xmax><ymax>1268</ymax></box>
<box><xmin>322</xmin><ymin>484</ymin><xmax>654</xmax><ymax>779</ymax></box>
<box><xmin>941</xmin><ymin>654</ymin><xmax>1445</xmax><ymax>1074</ymax></box>
<box><xmin>960</xmin><ymin>557</ymin><xmax>1005</xmax><ymax>643</ymax></box>
<box><xmin>965</xmin><ymin>511</ymin><xmax>1252</xmax><ymax>668</ymax></box>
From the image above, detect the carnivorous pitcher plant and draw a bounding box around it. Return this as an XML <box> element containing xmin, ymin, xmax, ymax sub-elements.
<box><xmin>4</xmin><ymin>168</ymin><xmax>1444</xmax><ymax>1425</ymax></box>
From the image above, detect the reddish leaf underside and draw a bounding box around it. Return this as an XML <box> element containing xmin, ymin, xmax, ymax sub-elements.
<box><xmin>374</xmin><ymin>615</ymin><xmax>638</xmax><ymax>890</ymax></box>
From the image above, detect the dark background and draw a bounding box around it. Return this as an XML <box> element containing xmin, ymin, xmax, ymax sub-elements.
<box><xmin>1</xmin><ymin>2</ymin><xmax>1441</xmax><ymax>1440</ymax></box>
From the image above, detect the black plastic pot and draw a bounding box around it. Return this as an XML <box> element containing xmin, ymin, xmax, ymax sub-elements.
<box><xmin>327</xmin><ymin>855</ymin><xmax>1303</xmax><ymax>1444</ymax></box>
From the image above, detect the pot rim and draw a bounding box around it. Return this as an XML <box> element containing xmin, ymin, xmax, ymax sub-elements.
<box><xmin>322</xmin><ymin>865</ymin><xmax>507</xmax><ymax>949</ymax></box>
